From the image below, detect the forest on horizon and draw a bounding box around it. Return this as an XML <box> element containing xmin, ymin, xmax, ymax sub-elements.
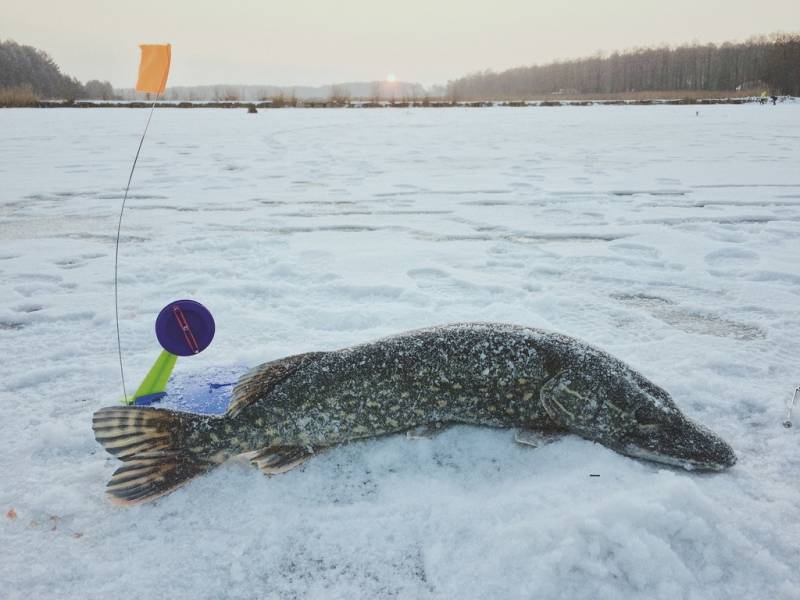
<box><xmin>446</xmin><ymin>33</ymin><xmax>800</xmax><ymax>100</ymax></box>
<box><xmin>1</xmin><ymin>33</ymin><xmax>799</xmax><ymax>105</ymax></box>
<box><xmin>0</xmin><ymin>40</ymin><xmax>114</xmax><ymax>103</ymax></box>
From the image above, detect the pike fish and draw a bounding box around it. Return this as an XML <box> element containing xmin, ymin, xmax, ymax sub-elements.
<box><xmin>93</xmin><ymin>323</ymin><xmax>736</xmax><ymax>504</ymax></box>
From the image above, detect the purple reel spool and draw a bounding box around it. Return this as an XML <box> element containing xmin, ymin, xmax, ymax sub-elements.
<box><xmin>155</xmin><ymin>299</ymin><xmax>215</xmax><ymax>356</ymax></box>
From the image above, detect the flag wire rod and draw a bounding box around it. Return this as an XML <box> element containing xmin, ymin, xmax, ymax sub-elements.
<box><xmin>114</xmin><ymin>97</ymin><xmax>159</xmax><ymax>403</ymax></box>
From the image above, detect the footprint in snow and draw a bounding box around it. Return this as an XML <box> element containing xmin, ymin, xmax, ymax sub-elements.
<box><xmin>612</xmin><ymin>293</ymin><xmax>765</xmax><ymax>341</ymax></box>
<box><xmin>609</xmin><ymin>242</ymin><xmax>661</xmax><ymax>260</ymax></box>
<box><xmin>12</xmin><ymin>303</ymin><xmax>43</xmax><ymax>313</ymax></box>
<box><xmin>704</xmin><ymin>248</ymin><xmax>760</xmax><ymax>268</ymax></box>
<box><xmin>54</xmin><ymin>258</ymin><xmax>85</xmax><ymax>270</ymax></box>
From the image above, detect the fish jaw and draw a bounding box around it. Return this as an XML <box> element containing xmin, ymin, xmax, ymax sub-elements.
<box><xmin>618</xmin><ymin>419</ymin><xmax>737</xmax><ymax>472</ymax></box>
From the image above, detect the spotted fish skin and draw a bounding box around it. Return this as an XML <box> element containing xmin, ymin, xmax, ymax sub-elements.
<box><xmin>93</xmin><ymin>323</ymin><xmax>736</xmax><ymax>505</ymax></box>
<box><xmin>230</xmin><ymin>323</ymin><xmax>572</xmax><ymax>450</ymax></box>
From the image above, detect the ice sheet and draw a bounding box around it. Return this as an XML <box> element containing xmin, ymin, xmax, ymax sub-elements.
<box><xmin>1</xmin><ymin>104</ymin><xmax>799</xmax><ymax>599</ymax></box>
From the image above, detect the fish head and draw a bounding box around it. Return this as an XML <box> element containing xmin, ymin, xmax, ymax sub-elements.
<box><xmin>540</xmin><ymin>363</ymin><xmax>736</xmax><ymax>471</ymax></box>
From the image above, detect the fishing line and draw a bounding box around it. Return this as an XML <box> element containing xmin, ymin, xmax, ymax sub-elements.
<box><xmin>784</xmin><ymin>386</ymin><xmax>800</xmax><ymax>428</ymax></box>
<box><xmin>114</xmin><ymin>96</ymin><xmax>159</xmax><ymax>403</ymax></box>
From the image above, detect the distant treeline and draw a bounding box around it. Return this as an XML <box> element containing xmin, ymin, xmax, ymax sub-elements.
<box><xmin>0</xmin><ymin>40</ymin><xmax>115</xmax><ymax>103</ymax></box>
<box><xmin>116</xmin><ymin>81</ymin><xmax>434</xmax><ymax>102</ymax></box>
<box><xmin>3</xmin><ymin>33</ymin><xmax>799</xmax><ymax>108</ymax></box>
<box><xmin>446</xmin><ymin>33</ymin><xmax>800</xmax><ymax>100</ymax></box>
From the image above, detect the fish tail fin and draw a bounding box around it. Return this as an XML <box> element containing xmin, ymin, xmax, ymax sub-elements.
<box><xmin>92</xmin><ymin>406</ymin><xmax>224</xmax><ymax>505</ymax></box>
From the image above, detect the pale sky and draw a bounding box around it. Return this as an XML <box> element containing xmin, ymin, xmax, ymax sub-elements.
<box><xmin>3</xmin><ymin>0</ymin><xmax>799</xmax><ymax>87</ymax></box>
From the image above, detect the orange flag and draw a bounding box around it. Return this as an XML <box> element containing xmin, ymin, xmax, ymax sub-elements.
<box><xmin>135</xmin><ymin>44</ymin><xmax>171</xmax><ymax>94</ymax></box>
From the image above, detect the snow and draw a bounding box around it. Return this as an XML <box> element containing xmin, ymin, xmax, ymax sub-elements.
<box><xmin>1</xmin><ymin>104</ymin><xmax>799</xmax><ymax>599</ymax></box>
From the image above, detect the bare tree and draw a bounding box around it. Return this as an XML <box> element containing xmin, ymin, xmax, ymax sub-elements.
<box><xmin>369</xmin><ymin>81</ymin><xmax>382</xmax><ymax>103</ymax></box>
<box><xmin>328</xmin><ymin>84</ymin><xmax>351</xmax><ymax>105</ymax></box>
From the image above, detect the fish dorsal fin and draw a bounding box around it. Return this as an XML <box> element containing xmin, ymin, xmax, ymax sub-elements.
<box><xmin>228</xmin><ymin>352</ymin><xmax>325</xmax><ymax>417</ymax></box>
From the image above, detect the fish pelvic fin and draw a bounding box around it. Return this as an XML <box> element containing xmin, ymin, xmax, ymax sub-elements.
<box><xmin>250</xmin><ymin>446</ymin><xmax>314</xmax><ymax>475</ymax></box>
<box><xmin>92</xmin><ymin>406</ymin><xmax>227</xmax><ymax>505</ymax></box>
<box><xmin>513</xmin><ymin>429</ymin><xmax>565</xmax><ymax>448</ymax></box>
<box><xmin>406</xmin><ymin>422</ymin><xmax>449</xmax><ymax>440</ymax></box>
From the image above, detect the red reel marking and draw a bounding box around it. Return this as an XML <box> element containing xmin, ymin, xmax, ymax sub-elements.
<box><xmin>172</xmin><ymin>305</ymin><xmax>200</xmax><ymax>354</ymax></box>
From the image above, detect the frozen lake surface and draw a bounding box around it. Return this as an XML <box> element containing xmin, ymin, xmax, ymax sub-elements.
<box><xmin>1</xmin><ymin>105</ymin><xmax>799</xmax><ymax>599</ymax></box>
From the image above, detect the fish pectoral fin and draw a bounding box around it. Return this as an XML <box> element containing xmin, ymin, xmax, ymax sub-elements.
<box><xmin>406</xmin><ymin>422</ymin><xmax>448</xmax><ymax>440</ymax></box>
<box><xmin>514</xmin><ymin>429</ymin><xmax>564</xmax><ymax>448</ymax></box>
<box><xmin>251</xmin><ymin>446</ymin><xmax>314</xmax><ymax>476</ymax></box>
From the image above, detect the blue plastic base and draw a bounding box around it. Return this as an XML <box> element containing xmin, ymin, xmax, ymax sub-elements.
<box><xmin>139</xmin><ymin>365</ymin><xmax>250</xmax><ymax>415</ymax></box>
<box><xmin>133</xmin><ymin>392</ymin><xmax>168</xmax><ymax>406</ymax></box>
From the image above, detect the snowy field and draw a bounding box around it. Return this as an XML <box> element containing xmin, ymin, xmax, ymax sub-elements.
<box><xmin>1</xmin><ymin>104</ymin><xmax>799</xmax><ymax>599</ymax></box>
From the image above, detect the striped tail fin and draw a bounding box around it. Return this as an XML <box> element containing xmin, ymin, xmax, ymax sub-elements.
<box><xmin>92</xmin><ymin>406</ymin><xmax>225</xmax><ymax>505</ymax></box>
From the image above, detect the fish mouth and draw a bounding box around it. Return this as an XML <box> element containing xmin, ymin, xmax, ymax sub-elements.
<box><xmin>618</xmin><ymin>418</ymin><xmax>737</xmax><ymax>472</ymax></box>
<box><xmin>622</xmin><ymin>443</ymin><xmax>736</xmax><ymax>471</ymax></box>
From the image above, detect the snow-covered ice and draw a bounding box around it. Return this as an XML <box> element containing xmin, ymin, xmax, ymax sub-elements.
<box><xmin>1</xmin><ymin>104</ymin><xmax>799</xmax><ymax>599</ymax></box>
